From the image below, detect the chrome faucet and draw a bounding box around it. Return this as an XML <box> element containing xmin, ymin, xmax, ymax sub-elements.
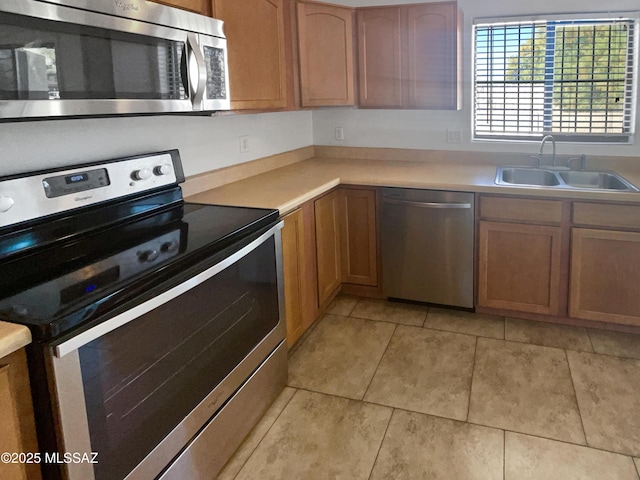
<box><xmin>539</xmin><ymin>135</ymin><xmax>556</xmax><ymax>167</ymax></box>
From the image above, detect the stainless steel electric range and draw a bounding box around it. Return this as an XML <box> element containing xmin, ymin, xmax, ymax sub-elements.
<box><xmin>0</xmin><ymin>150</ymin><xmax>287</xmax><ymax>480</ymax></box>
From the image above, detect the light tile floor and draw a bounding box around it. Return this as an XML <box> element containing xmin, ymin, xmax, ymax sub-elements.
<box><xmin>219</xmin><ymin>297</ymin><xmax>640</xmax><ymax>480</ymax></box>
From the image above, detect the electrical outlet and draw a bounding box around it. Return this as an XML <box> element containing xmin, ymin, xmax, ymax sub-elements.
<box><xmin>239</xmin><ymin>135</ymin><xmax>249</xmax><ymax>153</ymax></box>
<box><xmin>335</xmin><ymin>126</ymin><xmax>345</xmax><ymax>141</ymax></box>
<box><xmin>446</xmin><ymin>129</ymin><xmax>462</xmax><ymax>144</ymax></box>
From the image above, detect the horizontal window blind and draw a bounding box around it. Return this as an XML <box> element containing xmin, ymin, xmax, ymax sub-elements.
<box><xmin>473</xmin><ymin>16</ymin><xmax>637</xmax><ymax>142</ymax></box>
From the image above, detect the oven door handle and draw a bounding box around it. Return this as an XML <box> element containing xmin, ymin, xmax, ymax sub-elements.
<box><xmin>54</xmin><ymin>221</ymin><xmax>284</xmax><ymax>358</ymax></box>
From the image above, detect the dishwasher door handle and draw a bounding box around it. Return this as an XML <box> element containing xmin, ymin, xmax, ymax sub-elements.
<box><xmin>382</xmin><ymin>198</ymin><xmax>472</xmax><ymax>209</ymax></box>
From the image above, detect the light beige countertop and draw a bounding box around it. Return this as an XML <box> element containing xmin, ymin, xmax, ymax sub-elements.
<box><xmin>187</xmin><ymin>156</ymin><xmax>640</xmax><ymax>214</ymax></box>
<box><xmin>0</xmin><ymin>321</ymin><xmax>32</xmax><ymax>359</ymax></box>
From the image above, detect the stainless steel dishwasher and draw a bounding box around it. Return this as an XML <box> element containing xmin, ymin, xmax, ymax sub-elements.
<box><xmin>381</xmin><ymin>188</ymin><xmax>474</xmax><ymax>308</ymax></box>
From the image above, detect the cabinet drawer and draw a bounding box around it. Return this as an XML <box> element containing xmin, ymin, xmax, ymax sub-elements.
<box><xmin>573</xmin><ymin>202</ymin><xmax>640</xmax><ymax>230</ymax></box>
<box><xmin>480</xmin><ymin>196</ymin><xmax>563</xmax><ymax>224</ymax></box>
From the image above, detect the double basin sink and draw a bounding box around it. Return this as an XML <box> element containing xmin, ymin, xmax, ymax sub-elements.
<box><xmin>496</xmin><ymin>166</ymin><xmax>639</xmax><ymax>192</ymax></box>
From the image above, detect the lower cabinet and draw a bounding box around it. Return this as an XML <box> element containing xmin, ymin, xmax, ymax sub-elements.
<box><xmin>0</xmin><ymin>349</ymin><xmax>40</xmax><ymax>480</ymax></box>
<box><xmin>281</xmin><ymin>205</ymin><xmax>317</xmax><ymax>347</ymax></box>
<box><xmin>282</xmin><ymin>187</ymin><xmax>379</xmax><ymax>347</ymax></box>
<box><xmin>478</xmin><ymin>221</ymin><xmax>562</xmax><ymax>316</ymax></box>
<box><xmin>314</xmin><ymin>190</ymin><xmax>342</xmax><ymax>308</ymax></box>
<box><xmin>570</xmin><ymin>228</ymin><xmax>640</xmax><ymax>326</ymax></box>
<box><xmin>340</xmin><ymin>188</ymin><xmax>378</xmax><ymax>286</ymax></box>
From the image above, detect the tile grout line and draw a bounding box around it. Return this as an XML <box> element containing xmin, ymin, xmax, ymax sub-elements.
<box><xmin>466</xmin><ymin>336</ymin><xmax>479</xmax><ymax>423</ymax></box>
<box><xmin>366</xmin><ymin>408</ymin><xmax>395</xmax><ymax>480</ymax></box>
<box><xmin>228</xmin><ymin>388</ymin><xmax>299</xmax><ymax>480</ymax></box>
<box><xmin>585</xmin><ymin>328</ymin><xmax>596</xmax><ymax>353</ymax></box>
<box><xmin>563</xmin><ymin>348</ymin><xmax>589</xmax><ymax>447</ymax></box>
<box><xmin>362</xmin><ymin>323</ymin><xmax>399</xmax><ymax>401</ymax></box>
<box><xmin>634</xmin><ymin>457</ymin><xmax>640</xmax><ymax>480</ymax></box>
<box><xmin>288</xmin><ymin>386</ymin><xmax>639</xmax><ymax>460</ymax></box>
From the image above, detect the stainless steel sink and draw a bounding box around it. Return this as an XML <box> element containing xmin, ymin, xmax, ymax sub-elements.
<box><xmin>558</xmin><ymin>171</ymin><xmax>636</xmax><ymax>190</ymax></box>
<box><xmin>496</xmin><ymin>166</ymin><xmax>639</xmax><ymax>192</ymax></box>
<box><xmin>499</xmin><ymin>167</ymin><xmax>561</xmax><ymax>187</ymax></box>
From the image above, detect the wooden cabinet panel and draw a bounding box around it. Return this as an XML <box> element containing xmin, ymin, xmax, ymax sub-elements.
<box><xmin>357</xmin><ymin>7</ymin><xmax>403</xmax><ymax>108</ymax></box>
<box><xmin>0</xmin><ymin>349</ymin><xmax>40</xmax><ymax>480</ymax></box>
<box><xmin>297</xmin><ymin>2</ymin><xmax>355</xmax><ymax>106</ymax></box>
<box><xmin>213</xmin><ymin>0</ymin><xmax>289</xmax><ymax>110</ymax></box>
<box><xmin>149</xmin><ymin>0</ymin><xmax>209</xmax><ymax>15</ymax></box>
<box><xmin>281</xmin><ymin>209</ymin><xmax>305</xmax><ymax>346</ymax></box>
<box><xmin>340</xmin><ymin>188</ymin><xmax>377</xmax><ymax>286</ymax></box>
<box><xmin>480</xmin><ymin>196</ymin><xmax>563</xmax><ymax>224</ymax></box>
<box><xmin>478</xmin><ymin>221</ymin><xmax>562</xmax><ymax>315</ymax></box>
<box><xmin>406</xmin><ymin>2</ymin><xmax>459</xmax><ymax>109</ymax></box>
<box><xmin>0</xmin><ymin>366</ymin><xmax>25</xmax><ymax>480</ymax></box>
<box><xmin>573</xmin><ymin>202</ymin><xmax>640</xmax><ymax>230</ymax></box>
<box><xmin>570</xmin><ymin>228</ymin><xmax>640</xmax><ymax>326</ymax></box>
<box><xmin>357</xmin><ymin>1</ymin><xmax>461</xmax><ymax>110</ymax></box>
<box><xmin>315</xmin><ymin>190</ymin><xmax>341</xmax><ymax>307</ymax></box>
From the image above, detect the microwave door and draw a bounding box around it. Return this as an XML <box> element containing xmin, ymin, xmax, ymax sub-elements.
<box><xmin>0</xmin><ymin>2</ymin><xmax>200</xmax><ymax>118</ymax></box>
<box><xmin>199</xmin><ymin>35</ymin><xmax>230</xmax><ymax>112</ymax></box>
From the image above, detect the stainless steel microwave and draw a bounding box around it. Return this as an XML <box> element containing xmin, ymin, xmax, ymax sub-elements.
<box><xmin>0</xmin><ymin>0</ymin><xmax>230</xmax><ymax>119</ymax></box>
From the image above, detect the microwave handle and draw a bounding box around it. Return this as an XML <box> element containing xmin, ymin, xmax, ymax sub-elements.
<box><xmin>186</xmin><ymin>33</ymin><xmax>207</xmax><ymax>110</ymax></box>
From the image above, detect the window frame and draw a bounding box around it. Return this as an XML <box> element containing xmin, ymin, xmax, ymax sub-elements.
<box><xmin>472</xmin><ymin>12</ymin><xmax>640</xmax><ymax>144</ymax></box>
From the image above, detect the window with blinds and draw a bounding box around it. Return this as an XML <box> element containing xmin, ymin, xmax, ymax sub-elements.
<box><xmin>473</xmin><ymin>15</ymin><xmax>638</xmax><ymax>142</ymax></box>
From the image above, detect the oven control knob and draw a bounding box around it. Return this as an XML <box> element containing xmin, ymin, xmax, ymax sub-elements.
<box><xmin>138</xmin><ymin>249</ymin><xmax>159</xmax><ymax>263</ymax></box>
<box><xmin>0</xmin><ymin>196</ymin><xmax>14</xmax><ymax>213</ymax></box>
<box><xmin>154</xmin><ymin>164</ymin><xmax>172</xmax><ymax>176</ymax></box>
<box><xmin>132</xmin><ymin>168</ymin><xmax>152</xmax><ymax>181</ymax></box>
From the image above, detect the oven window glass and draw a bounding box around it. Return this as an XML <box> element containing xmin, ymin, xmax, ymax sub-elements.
<box><xmin>0</xmin><ymin>12</ymin><xmax>186</xmax><ymax>101</ymax></box>
<box><xmin>78</xmin><ymin>237</ymin><xmax>280</xmax><ymax>480</ymax></box>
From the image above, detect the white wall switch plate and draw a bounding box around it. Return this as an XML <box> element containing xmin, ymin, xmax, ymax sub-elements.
<box><xmin>239</xmin><ymin>135</ymin><xmax>249</xmax><ymax>153</ymax></box>
<box><xmin>335</xmin><ymin>126</ymin><xmax>345</xmax><ymax>141</ymax></box>
<box><xmin>446</xmin><ymin>129</ymin><xmax>462</xmax><ymax>144</ymax></box>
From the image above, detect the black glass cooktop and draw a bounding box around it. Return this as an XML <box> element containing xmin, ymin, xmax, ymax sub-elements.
<box><xmin>0</xmin><ymin>191</ymin><xmax>279</xmax><ymax>342</ymax></box>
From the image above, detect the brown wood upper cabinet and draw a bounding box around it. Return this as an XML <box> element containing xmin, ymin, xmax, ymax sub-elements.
<box><xmin>212</xmin><ymin>0</ymin><xmax>292</xmax><ymax>110</ymax></box>
<box><xmin>149</xmin><ymin>0</ymin><xmax>210</xmax><ymax>15</ymax></box>
<box><xmin>297</xmin><ymin>1</ymin><xmax>356</xmax><ymax>107</ymax></box>
<box><xmin>357</xmin><ymin>2</ymin><xmax>462</xmax><ymax>109</ymax></box>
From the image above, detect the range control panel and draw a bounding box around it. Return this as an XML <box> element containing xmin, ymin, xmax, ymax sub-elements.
<box><xmin>0</xmin><ymin>150</ymin><xmax>183</xmax><ymax>229</ymax></box>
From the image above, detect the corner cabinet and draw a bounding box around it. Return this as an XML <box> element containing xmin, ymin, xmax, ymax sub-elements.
<box><xmin>297</xmin><ymin>1</ymin><xmax>356</xmax><ymax>107</ymax></box>
<box><xmin>340</xmin><ymin>188</ymin><xmax>378</xmax><ymax>287</ymax></box>
<box><xmin>314</xmin><ymin>189</ymin><xmax>342</xmax><ymax>307</ymax></box>
<box><xmin>212</xmin><ymin>0</ymin><xmax>293</xmax><ymax>110</ymax></box>
<box><xmin>357</xmin><ymin>1</ymin><xmax>462</xmax><ymax>109</ymax></box>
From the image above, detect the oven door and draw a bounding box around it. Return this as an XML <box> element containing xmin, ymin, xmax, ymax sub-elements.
<box><xmin>0</xmin><ymin>0</ymin><xmax>229</xmax><ymax>119</ymax></box>
<box><xmin>46</xmin><ymin>223</ymin><xmax>285</xmax><ymax>480</ymax></box>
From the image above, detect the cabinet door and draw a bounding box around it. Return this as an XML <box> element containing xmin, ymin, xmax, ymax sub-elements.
<box><xmin>297</xmin><ymin>2</ymin><xmax>355</xmax><ymax>107</ymax></box>
<box><xmin>213</xmin><ymin>0</ymin><xmax>288</xmax><ymax>109</ymax></box>
<box><xmin>340</xmin><ymin>188</ymin><xmax>378</xmax><ymax>286</ymax></box>
<box><xmin>149</xmin><ymin>0</ymin><xmax>208</xmax><ymax>15</ymax></box>
<box><xmin>357</xmin><ymin>7</ymin><xmax>403</xmax><ymax>108</ymax></box>
<box><xmin>570</xmin><ymin>228</ymin><xmax>640</xmax><ymax>326</ymax></box>
<box><xmin>281</xmin><ymin>209</ymin><xmax>305</xmax><ymax>346</ymax></box>
<box><xmin>0</xmin><ymin>349</ymin><xmax>40</xmax><ymax>480</ymax></box>
<box><xmin>406</xmin><ymin>2</ymin><xmax>460</xmax><ymax>109</ymax></box>
<box><xmin>478</xmin><ymin>221</ymin><xmax>562</xmax><ymax>315</ymax></box>
<box><xmin>315</xmin><ymin>190</ymin><xmax>341</xmax><ymax>307</ymax></box>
